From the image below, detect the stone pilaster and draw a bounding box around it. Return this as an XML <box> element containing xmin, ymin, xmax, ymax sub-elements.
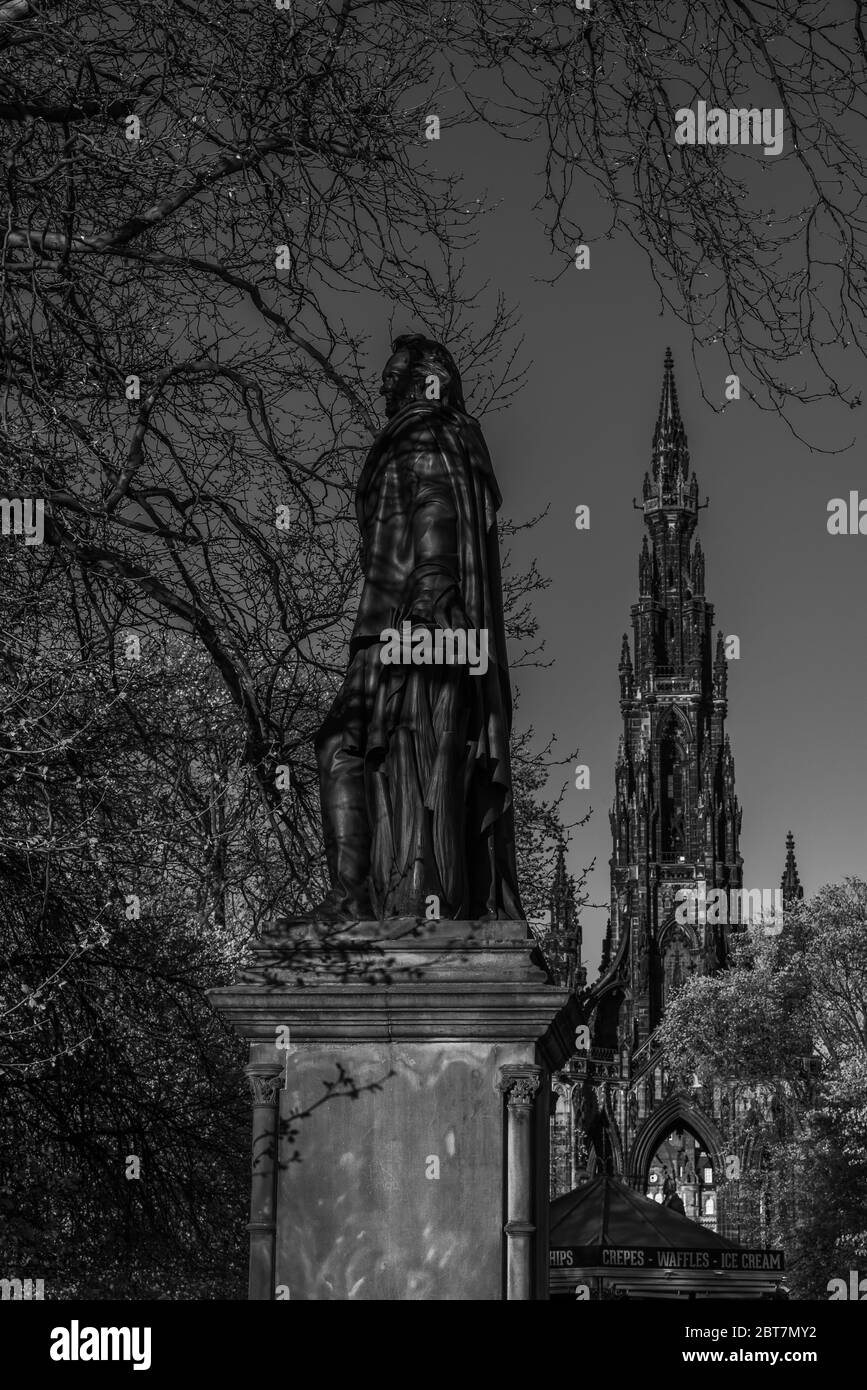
<box><xmin>245</xmin><ymin>1066</ymin><xmax>282</xmax><ymax>1300</ymax></box>
<box><xmin>500</xmin><ymin>1065</ymin><xmax>542</xmax><ymax>1300</ymax></box>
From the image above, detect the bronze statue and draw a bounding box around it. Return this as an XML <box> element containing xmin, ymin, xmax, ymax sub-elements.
<box><xmin>314</xmin><ymin>335</ymin><xmax>523</xmax><ymax>922</ymax></box>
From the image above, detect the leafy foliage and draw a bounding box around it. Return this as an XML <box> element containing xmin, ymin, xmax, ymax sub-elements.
<box><xmin>658</xmin><ymin>882</ymin><xmax>867</xmax><ymax>1296</ymax></box>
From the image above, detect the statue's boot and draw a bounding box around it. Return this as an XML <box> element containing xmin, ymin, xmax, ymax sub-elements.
<box><xmin>309</xmin><ymin>887</ymin><xmax>372</xmax><ymax>924</ymax></box>
<box><xmin>315</xmin><ymin>736</ymin><xmax>374</xmax><ymax>921</ymax></box>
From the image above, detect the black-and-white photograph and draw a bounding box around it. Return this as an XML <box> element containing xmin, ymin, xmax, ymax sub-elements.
<box><xmin>1</xmin><ymin>0</ymin><xmax>866</xmax><ymax>1356</ymax></box>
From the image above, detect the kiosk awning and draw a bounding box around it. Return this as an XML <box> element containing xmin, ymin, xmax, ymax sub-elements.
<box><xmin>549</xmin><ymin>1176</ymin><xmax>785</xmax><ymax>1299</ymax></box>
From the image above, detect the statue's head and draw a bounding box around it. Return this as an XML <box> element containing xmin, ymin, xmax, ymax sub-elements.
<box><xmin>380</xmin><ymin>334</ymin><xmax>466</xmax><ymax>418</ymax></box>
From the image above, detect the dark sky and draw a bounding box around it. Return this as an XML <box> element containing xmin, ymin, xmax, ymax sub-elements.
<box><xmin>421</xmin><ymin>121</ymin><xmax>866</xmax><ymax>973</ymax></box>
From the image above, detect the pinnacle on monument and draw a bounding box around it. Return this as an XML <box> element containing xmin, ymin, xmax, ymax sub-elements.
<box><xmin>599</xmin><ymin>918</ymin><xmax>613</xmax><ymax>975</ymax></box>
<box><xmin>552</xmin><ymin>839</ymin><xmax>570</xmax><ymax>909</ymax></box>
<box><xmin>639</xmin><ymin>533</ymin><xmax>651</xmax><ymax>585</ymax></box>
<box><xmin>619</xmin><ymin>633</ymin><xmax>632</xmax><ymax>670</ymax></box>
<box><xmin>652</xmin><ymin>347</ymin><xmax>690</xmax><ymax>483</ymax></box>
<box><xmin>547</xmin><ymin>840</ymin><xmax>585</xmax><ymax>990</ymax></box>
<box><xmin>780</xmin><ymin>830</ymin><xmax>804</xmax><ymax>902</ymax></box>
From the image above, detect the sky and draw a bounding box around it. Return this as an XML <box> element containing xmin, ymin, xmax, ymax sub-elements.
<box><xmin>420</xmin><ymin>121</ymin><xmax>867</xmax><ymax>974</ymax></box>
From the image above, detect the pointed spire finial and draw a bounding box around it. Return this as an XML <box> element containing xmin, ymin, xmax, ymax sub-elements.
<box><xmin>652</xmin><ymin>347</ymin><xmax>690</xmax><ymax>483</ymax></box>
<box><xmin>781</xmin><ymin>830</ymin><xmax>804</xmax><ymax>902</ymax></box>
<box><xmin>548</xmin><ymin>840</ymin><xmax>584</xmax><ymax>987</ymax></box>
<box><xmin>553</xmin><ymin>838</ymin><xmax>568</xmax><ymax>892</ymax></box>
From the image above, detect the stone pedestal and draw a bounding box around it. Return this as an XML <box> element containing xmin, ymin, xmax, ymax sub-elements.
<box><xmin>209</xmin><ymin>917</ymin><xmax>575</xmax><ymax>1301</ymax></box>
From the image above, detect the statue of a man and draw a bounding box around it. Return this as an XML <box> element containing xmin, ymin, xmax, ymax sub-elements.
<box><xmin>314</xmin><ymin>334</ymin><xmax>523</xmax><ymax>923</ymax></box>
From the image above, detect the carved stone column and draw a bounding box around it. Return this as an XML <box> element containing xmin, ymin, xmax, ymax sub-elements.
<box><xmin>500</xmin><ymin>1064</ymin><xmax>542</xmax><ymax>1300</ymax></box>
<box><xmin>246</xmin><ymin>1065</ymin><xmax>282</xmax><ymax>1301</ymax></box>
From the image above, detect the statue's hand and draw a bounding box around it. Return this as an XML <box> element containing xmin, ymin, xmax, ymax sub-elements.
<box><xmin>400</xmin><ymin>582</ymin><xmax>470</xmax><ymax>633</ymax></box>
<box><xmin>434</xmin><ymin>591</ymin><xmax>473</xmax><ymax>633</ymax></box>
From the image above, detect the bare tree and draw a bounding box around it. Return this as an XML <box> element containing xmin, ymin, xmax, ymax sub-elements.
<box><xmin>0</xmin><ymin>0</ymin><xmax>524</xmax><ymax>866</ymax></box>
<box><xmin>3</xmin><ymin>0</ymin><xmax>861</xmax><ymax>844</ymax></box>
<box><xmin>451</xmin><ymin>0</ymin><xmax>867</xmax><ymax>432</ymax></box>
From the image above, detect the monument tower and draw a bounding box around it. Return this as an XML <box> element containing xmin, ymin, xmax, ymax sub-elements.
<box><xmin>605</xmin><ymin>346</ymin><xmax>743</xmax><ymax>1052</ymax></box>
<box><xmin>552</xmin><ymin>352</ymin><xmax>754</xmax><ymax>1231</ymax></box>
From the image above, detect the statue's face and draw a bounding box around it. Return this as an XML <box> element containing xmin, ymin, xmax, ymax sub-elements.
<box><xmin>380</xmin><ymin>347</ymin><xmax>413</xmax><ymax>418</ymax></box>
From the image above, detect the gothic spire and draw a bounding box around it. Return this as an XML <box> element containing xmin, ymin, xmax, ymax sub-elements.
<box><xmin>780</xmin><ymin>830</ymin><xmax>804</xmax><ymax>903</ymax></box>
<box><xmin>552</xmin><ymin>840</ymin><xmax>569</xmax><ymax>911</ymax></box>
<box><xmin>606</xmin><ymin>351</ymin><xmax>741</xmax><ymax>1041</ymax></box>
<box><xmin>691</xmin><ymin>540</ymin><xmax>705</xmax><ymax>594</ymax></box>
<box><xmin>652</xmin><ymin>347</ymin><xmax>690</xmax><ymax>484</ymax></box>
<box><xmin>548</xmin><ymin>841</ymin><xmax>585</xmax><ymax>990</ymax></box>
<box><xmin>618</xmin><ymin>632</ymin><xmax>634</xmax><ymax>700</ymax></box>
<box><xmin>639</xmin><ymin>534</ymin><xmax>652</xmax><ymax>594</ymax></box>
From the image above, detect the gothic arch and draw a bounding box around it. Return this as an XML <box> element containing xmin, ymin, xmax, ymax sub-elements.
<box><xmin>588</xmin><ymin>981</ymin><xmax>632</xmax><ymax>1053</ymax></box>
<box><xmin>658</xmin><ymin>718</ymin><xmax>689</xmax><ymax>857</ymax></box>
<box><xmin>589</xmin><ymin>975</ymin><xmax>631</xmax><ymax>1007</ymax></box>
<box><xmin>658</xmin><ymin>916</ymin><xmax>700</xmax><ymax>952</ymax></box>
<box><xmin>583</xmin><ymin>1088</ymin><xmax>625</xmax><ymax>1179</ymax></box>
<box><xmin>626</xmin><ymin>1094</ymin><xmax>726</xmax><ymax>1189</ymax></box>
<box><xmin>593</xmin><ymin>921</ymin><xmax>631</xmax><ymax>1000</ymax></box>
<box><xmin>587</xmin><ymin>1114</ymin><xmax>625</xmax><ymax>1180</ymax></box>
<box><xmin>741</xmin><ymin>1132</ymin><xmax>768</xmax><ymax>1176</ymax></box>
<box><xmin>551</xmin><ymin>1082</ymin><xmax>572</xmax><ymax>1116</ymax></box>
<box><xmin>657</xmin><ymin>918</ymin><xmax>702</xmax><ymax>1011</ymax></box>
<box><xmin>658</xmin><ymin>705</ymin><xmax>692</xmax><ymax>741</ymax></box>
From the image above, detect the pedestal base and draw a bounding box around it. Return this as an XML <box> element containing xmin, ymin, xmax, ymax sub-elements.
<box><xmin>209</xmin><ymin>918</ymin><xmax>576</xmax><ymax>1301</ymax></box>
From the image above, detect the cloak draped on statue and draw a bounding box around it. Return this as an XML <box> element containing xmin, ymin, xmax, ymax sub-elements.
<box><xmin>315</xmin><ymin>398</ymin><xmax>524</xmax><ymax>920</ymax></box>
